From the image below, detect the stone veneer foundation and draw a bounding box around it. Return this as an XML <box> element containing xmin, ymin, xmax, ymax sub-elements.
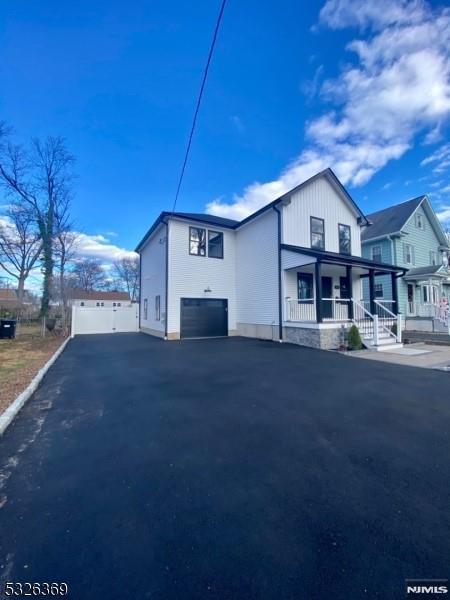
<box><xmin>283</xmin><ymin>325</ymin><xmax>348</xmax><ymax>350</ymax></box>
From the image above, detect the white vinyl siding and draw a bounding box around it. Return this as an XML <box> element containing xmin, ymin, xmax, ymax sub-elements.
<box><xmin>282</xmin><ymin>176</ymin><xmax>362</xmax><ymax>256</ymax></box>
<box><xmin>167</xmin><ymin>219</ymin><xmax>236</xmax><ymax>335</ymax></box>
<box><xmin>236</xmin><ymin>210</ymin><xmax>279</xmax><ymax>326</ymax></box>
<box><xmin>140</xmin><ymin>223</ymin><xmax>167</xmax><ymax>334</ymax></box>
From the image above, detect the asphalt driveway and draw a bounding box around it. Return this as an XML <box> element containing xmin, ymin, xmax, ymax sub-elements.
<box><xmin>0</xmin><ymin>334</ymin><xmax>449</xmax><ymax>599</ymax></box>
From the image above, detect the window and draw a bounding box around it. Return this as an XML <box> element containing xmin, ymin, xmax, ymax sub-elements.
<box><xmin>374</xmin><ymin>283</ymin><xmax>384</xmax><ymax>298</ymax></box>
<box><xmin>80</xmin><ymin>302</ymin><xmax>85</xmax><ymax>307</ymax></box>
<box><xmin>403</xmin><ymin>243</ymin><xmax>414</xmax><ymax>264</ymax></box>
<box><xmin>338</xmin><ymin>224</ymin><xmax>351</xmax><ymax>254</ymax></box>
<box><xmin>101</xmin><ymin>302</ymin><xmax>104</xmax><ymax>307</ymax></box>
<box><xmin>415</xmin><ymin>213</ymin><xmax>424</xmax><ymax>229</ymax></box>
<box><xmin>117</xmin><ymin>302</ymin><xmax>121</xmax><ymax>307</ymax></box>
<box><xmin>143</xmin><ymin>298</ymin><xmax>148</xmax><ymax>320</ymax></box>
<box><xmin>189</xmin><ymin>227</ymin><xmax>206</xmax><ymax>256</ymax></box>
<box><xmin>113</xmin><ymin>302</ymin><xmax>116</xmax><ymax>307</ymax></box>
<box><xmin>310</xmin><ymin>217</ymin><xmax>325</xmax><ymax>249</ymax></box>
<box><xmin>208</xmin><ymin>230</ymin><xmax>223</xmax><ymax>259</ymax></box>
<box><xmin>96</xmin><ymin>302</ymin><xmax>100</xmax><ymax>307</ymax></box>
<box><xmin>155</xmin><ymin>295</ymin><xmax>160</xmax><ymax>321</ymax></box>
<box><xmin>430</xmin><ymin>250</ymin><xmax>438</xmax><ymax>265</ymax></box>
<box><xmin>372</xmin><ymin>245</ymin><xmax>382</xmax><ymax>263</ymax></box>
<box><xmin>297</xmin><ymin>273</ymin><xmax>314</xmax><ymax>304</ymax></box>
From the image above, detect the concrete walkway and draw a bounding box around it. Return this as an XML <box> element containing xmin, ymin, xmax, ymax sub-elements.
<box><xmin>349</xmin><ymin>343</ymin><xmax>450</xmax><ymax>370</ymax></box>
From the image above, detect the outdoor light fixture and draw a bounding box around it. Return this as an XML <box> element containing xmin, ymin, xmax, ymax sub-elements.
<box><xmin>204</xmin><ymin>286</ymin><xmax>211</xmax><ymax>293</ymax></box>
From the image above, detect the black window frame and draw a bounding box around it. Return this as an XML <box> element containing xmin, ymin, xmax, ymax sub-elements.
<box><xmin>310</xmin><ymin>216</ymin><xmax>325</xmax><ymax>250</ymax></box>
<box><xmin>374</xmin><ymin>283</ymin><xmax>384</xmax><ymax>298</ymax></box>
<box><xmin>372</xmin><ymin>245</ymin><xmax>382</xmax><ymax>263</ymax></box>
<box><xmin>189</xmin><ymin>226</ymin><xmax>207</xmax><ymax>257</ymax></box>
<box><xmin>208</xmin><ymin>230</ymin><xmax>224</xmax><ymax>259</ymax></box>
<box><xmin>143</xmin><ymin>298</ymin><xmax>148</xmax><ymax>320</ymax></box>
<box><xmin>297</xmin><ymin>272</ymin><xmax>314</xmax><ymax>304</ymax></box>
<box><xmin>155</xmin><ymin>295</ymin><xmax>160</xmax><ymax>321</ymax></box>
<box><xmin>338</xmin><ymin>223</ymin><xmax>351</xmax><ymax>255</ymax></box>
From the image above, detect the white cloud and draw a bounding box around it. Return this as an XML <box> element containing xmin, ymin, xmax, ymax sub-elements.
<box><xmin>207</xmin><ymin>0</ymin><xmax>450</xmax><ymax>220</ymax></box>
<box><xmin>437</xmin><ymin>205</ymin><xmax>450</xmax><ymax>222</ymax></box>
<box><xmin>73</xmin><ymin>232</ymin><xmax>137</xmax><ymax>262</ymax></box>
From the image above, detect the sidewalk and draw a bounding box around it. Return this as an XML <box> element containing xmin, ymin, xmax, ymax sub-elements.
<box><xmin>348</xmin><ymin>343</ymin><xmax>450</xmax><ymax>371</ymax></box>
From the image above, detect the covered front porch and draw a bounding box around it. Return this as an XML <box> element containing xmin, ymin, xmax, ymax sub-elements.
<box><xmin>281</xmin><ymin>244</ymin><xmax>406</xmax><ymax>350</ymax></box>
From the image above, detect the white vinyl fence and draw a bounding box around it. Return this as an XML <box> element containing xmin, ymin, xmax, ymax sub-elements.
<box><xmin>71</xmin><ymin>304</ymin><xmax>139</xmax><ymax>337</ymax></box>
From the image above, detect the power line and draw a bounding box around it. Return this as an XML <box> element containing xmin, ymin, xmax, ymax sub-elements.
<box><xmin>171</xmin><ymin>0</ymin><xmax>227</xmax><ymax>213</ymax></box>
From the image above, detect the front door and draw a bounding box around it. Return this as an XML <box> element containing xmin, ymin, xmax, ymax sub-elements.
<box><xmin>321</xmin><ymin>276</ymin><xmax>333</xmax><ymax>319</ymax></box>
<box><xmin>407</xmin><ymin>283</ymin><xmax>415</xmax><ymax>316</ymax></box>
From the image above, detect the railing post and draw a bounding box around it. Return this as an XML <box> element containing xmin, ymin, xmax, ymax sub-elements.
<box><xmin>397</xmin><ymin>313</ymin><xmax>402</xmax><ymax>343</ymax></box>
<box><xmin>373</xmin><ymin>314</ymin><xmax>379</xmax><ymax>346</ymax></box>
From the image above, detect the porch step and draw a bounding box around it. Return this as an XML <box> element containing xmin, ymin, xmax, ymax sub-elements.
<box><xmin>369</xmin><ymin>342</ymin><xmax>404</xmax><ymax>352</ymax></box>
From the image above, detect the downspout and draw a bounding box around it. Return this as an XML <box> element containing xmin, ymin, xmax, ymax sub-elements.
<box><xmin>273</xmin><ymin>205</ymin><xmax>283</xmax><ymax>342</ymax></box>
<box><xmin>138</xmin><ymin>248</ymin><xmax>142</xmax><ymax>331</ymax></box>
<box><xmin>164</xmin><ymin>218</ymin><xmax>169</xmax><ymax>340</ymax></box>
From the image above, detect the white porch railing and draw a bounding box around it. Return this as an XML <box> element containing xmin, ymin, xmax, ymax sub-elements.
<box><xmin>374</xmin><ymin>299</ymin><xmax>402</xmax><ymax>343</ymax></box>
<box><xmin>285</xmin><ymin>299</ymin><xmax>316</xmax><ymax>322</ymax></box>
<box><xmin>285</xmin><ymin>298</ymin><xmax>352</xmax><ymax>322</ymax></box>
<box><xmin>322</xmin><ymin>298</ymin><xmax>351</xmax><ymax>321</ymax></box>
<box><xmin>353</xmin><ymin>299</ymin><xmax>400</xmax><ymax>344</ymax></box>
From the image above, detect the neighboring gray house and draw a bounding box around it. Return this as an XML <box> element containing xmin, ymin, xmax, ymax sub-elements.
<box><xmin>136</xmin><ymin>169</ymin><xmax>406</xmax><ymax>350</ymax></box>
<box><xmin>362</xmin><ymin>196</ymin><xmax>450</xmax><ymax>332</ymax></box>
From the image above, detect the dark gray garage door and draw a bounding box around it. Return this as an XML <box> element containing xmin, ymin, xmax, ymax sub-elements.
<box><xmin>180</xmin><ymin>298</ymin><xmax>228</xmax><ymax>338</ymax></box>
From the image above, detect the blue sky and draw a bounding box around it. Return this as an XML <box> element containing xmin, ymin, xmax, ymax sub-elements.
<box><xmin>1</xmin><ymin>0</ymin><xmax>450</xmax><ymax>263</ymax></box>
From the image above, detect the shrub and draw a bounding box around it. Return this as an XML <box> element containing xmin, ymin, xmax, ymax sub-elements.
<box><xmin>347</xmin><ymin>324</ymin><xmax>363</xmax><ymax>351</ymax></box>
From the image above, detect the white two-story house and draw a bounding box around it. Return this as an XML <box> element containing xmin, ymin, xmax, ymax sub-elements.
<box><xmin>136</xmin><ymin>169</ymin><xmax>405</xmax><ymax>350</ymax></box>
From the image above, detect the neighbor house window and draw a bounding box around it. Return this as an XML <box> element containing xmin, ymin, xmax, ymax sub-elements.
<box><xmin>143</xmin><ymin>298</ymin><xmax>148</xmax><ymax>320</ymax></box>
<box><xmin>415</xmin><ymin>213</ymin><xmax>424</xmax><ymax>229</ymax></box>
<box><xmin>113</xmin><ymin>302</ymin><xmax>116</xmax><ymax>307</ymax></box>
<box><xmin>372</xmin><ymin>245</ymin><xmax>382</xmax><ymax>263</ymax></box>
<box><xmin>117</xmin><ymin>302</ymin><xmax>121</xmax><ymax>307</ymax></box>
<box><xmin>338</xmin><ymin>224</ymin><xmax>351</xmax><ymax>254</ymax></box>
<box><xmin>208</xmin><ymin>230</ymin><xmax>223</xmax><ymax>258</ymax></box>
<box><xmin>80</xmin><ymin>302</ymin><xmax>85</xmax><ymax>306</ymax></box>
<box><xmin>430</xmin><ymin>250</ymin><xmax>438</xmax><ymax>265</ymax></box>
<box><xmin>403</xmin><ymin>243</ymin><xmax>414</xmax><ymax>264</ymax></box>
<box><xmin>297</xmin><ymin>273</ymin><xmax>314</xmax><ymax>304</ymax></box>
<box><xmin>189</xmin><ymin>227</ymin><xmax>206</xmax><ymax>256</ymax></box>
<box><xmin>310</xmin><ymin>217</ymin><xmax>325</xmax><ymax>250</ymax></box>
<box><xmin>374</xmin><ymin>283</ymin><xmax>383</xmax><ymax>298</ymax></box>
<box><xmin>155</xmin><ymin>295</ymin><xmax>160</xmax><ymax>321</ymax></box>
<box><xmin>96</xmin><ymin>302</ymin><xmax>100</xmax><ymax>307</ymax></box>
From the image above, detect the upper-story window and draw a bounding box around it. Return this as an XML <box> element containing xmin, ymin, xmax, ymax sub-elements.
<box><xmin>338</xmin><ymin>224</ymin><xmax>351</xmax><ymax>255</ymax></box>
<box><xmin>430</xmin><ymin>250</ymin><xmax>438</xmax><ymax>265</ymax></box>
<box><xmin>208</xmin><ymin>231</ymin><xmax>223</xmax><ymax>259</ymax></box>
<box><xmin>189</xmin><ymin>227</ymin><xmax>206</xmax><ymax>256</ymax></box>
<box><xmin>310</xmin><ymin>217</ymin><xmax>325</xmax><ymax>250</ymax></box>
<box><xmin>372</xmin><ymin>245</ymin><xmax>382</xmax><ymax>263</ymax></box>
<box><xmin>415</xmin><ymin>213</ymin><xmax>424</xmax><ymax>229</ymax></box>
<box><xmin>403</xmin><ymin>243</ymin><xmax>414</xmax><ymax>264</ymax></box>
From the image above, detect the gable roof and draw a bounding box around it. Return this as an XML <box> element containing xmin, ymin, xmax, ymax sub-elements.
<box><xmin>361</xmin><ymin>196</ymin><xmax>425</xmax><ymax>242</ymax></box>
<box><xmin>403</xmin><ymin>265</ymin><xmax>449</xmax><ymax>280</ymax></box>
<box><xmin>135</xmin><ymin>168</ymin><xmax>368</xmax><ymax>251</ymax></box>
<box><xmin>68</xmin><ymin>290</ymin><xmax>130</xmax><ymax>301</ymax></box>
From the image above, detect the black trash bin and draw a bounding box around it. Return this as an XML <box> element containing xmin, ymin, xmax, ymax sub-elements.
<box><xmin>0</xmin><ymin>319</ymin><xmax>17</xmax><ymax>339</ymax></box>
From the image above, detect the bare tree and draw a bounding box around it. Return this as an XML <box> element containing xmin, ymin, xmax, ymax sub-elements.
<box><xmin>0</xmin><ymin>124</ymin><xmax>75</xmax><ymax>316</ymax></box>
<box><xmin>69</xmin><ymin>258</ymin><xmax>107</xmax><ymax>291</ymax></box>
<box><xmin>112</xmin><ymin>256</ymin><xmax>140</xmax><ymax>301</ymax></box>
<box><xmin>0</xmin><ymin>203</ymin><xmax>42</xmax><ymax>299</ymax></box>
